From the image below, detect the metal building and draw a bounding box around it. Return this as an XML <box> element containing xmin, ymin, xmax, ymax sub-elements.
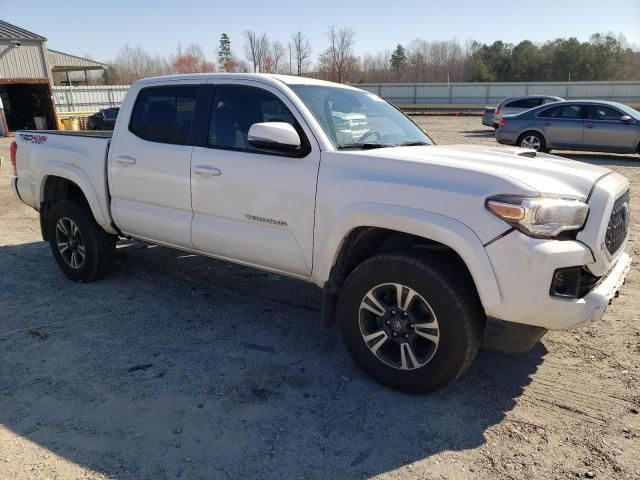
<box><xmin>0</xmin><ymin>20</ymin><xmax>56</xmax><ymax>132</ymax></box>
<box><xmin>0</xmin><ymin>19</ymin><xmax>108</xmax><ymax>134</ymax></box>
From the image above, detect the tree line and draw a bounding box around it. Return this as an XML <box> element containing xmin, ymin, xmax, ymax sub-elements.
<box><xmin>105</xmin><ymin>29</ymin><xmax>639</xmax><ymax>85</ymax></box>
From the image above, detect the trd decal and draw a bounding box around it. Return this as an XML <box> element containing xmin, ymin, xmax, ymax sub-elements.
<box><xmin>18</xmin><ymin>133</ymin><xmax>48</xmax><ymax>144</ymax></box>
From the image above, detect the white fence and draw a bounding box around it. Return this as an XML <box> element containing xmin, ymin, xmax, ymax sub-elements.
<box><xmin>52</xmin><ymin>85</ymin><xmax>129</xmax><ymax>113</ymax></box>
<box><xmin>356</xmin><ymin>81</ymin><xmax>640</xmax><ymax>106</ymax></box>
<box><xmin>52</xmin><ymin>81</ymin><xmax>640</xmax><ymax>114</ymax></box>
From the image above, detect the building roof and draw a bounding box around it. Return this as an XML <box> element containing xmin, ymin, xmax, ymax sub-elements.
<box><xmin>0</xmin><ymin>19</ymin><xmax>46</xmax><ymax>41</ymax></box>
<box><xmin>48</xmin><ymin>49</ymin><xmax>109</xmax><ymax>71</ymax></box>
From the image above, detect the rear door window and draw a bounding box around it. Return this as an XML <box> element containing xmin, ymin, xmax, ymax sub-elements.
<box><xmin>537</xmin><ymin>105</ymin><xmax>562</xmax><ymax>118</ymax></box>
<box><xmin>538</xmin><ymin>104</ymin><xmax>587</xmax><ymax>119</ymax></box>
<box><xmin>129</xmin><ymin>86</ymin><xmax>198</xmax><ymax>145</ymax></box>
<box><xmin>559</xmin><ymin>105</ymin><xmax>588</xmax><ymax>119</ymax></box>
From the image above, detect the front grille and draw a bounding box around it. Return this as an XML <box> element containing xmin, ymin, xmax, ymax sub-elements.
<box><xmin>605</xmin><ymin>190</ymin><xmax>630</xmax><ymax>255</ymax></box>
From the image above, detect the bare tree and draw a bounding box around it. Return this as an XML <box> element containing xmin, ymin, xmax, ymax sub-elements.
<box><xmin>111</xmin><ymin>44</ymin><xmax>171</xmax><ymax>83</ymax></box>
<box><xmin>326</xmin><ymin>26</ymin><xmax>355</xmax><ymax>83</ymax></box>
<box><xmin>291</xmin><ymin>31</ymin><xmax>311</xmax><ymax>76</ymax></box>
<box><xmin>257</xmin><ymin>34</ymin><xmax>270</xmax><ymax>72</ymax></box>
<box><xmin>244</xmin><ymin>30</ymin><xmax>260</xmax><ymax>72</ymax></box>
<box><xmin>245</xmin><ymin>31</ymin><xmax>272</xmax><ymax>73</ymax></box>
<box><xmin>271</xmin><ymin>41</ymin><xmax>286</xmax><ymax>73</ymax></box>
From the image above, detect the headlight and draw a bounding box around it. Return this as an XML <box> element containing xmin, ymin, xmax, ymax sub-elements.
<box><xmin>334</xmin><ymin>119</ymin><xmax>349</xmax><ymax>131</ymax></box>
<box><xmin>486</xmin><ymin>195</ymin><xmax>589</xmax><ymax>238</ymax></box>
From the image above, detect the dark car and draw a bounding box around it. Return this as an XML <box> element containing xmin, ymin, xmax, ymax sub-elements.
<box><xmin>496</xmin><ymin>100</ymin><xmax>640</xmax><ymax>155</ymax></box>
<box><xmin>482</xmin><ymin>106</ymin><xmax>495</xmax><ymax>128</ymax></box>
<box><xmin>87</xmin><ymin>107</ymin><xmax>119</xmax><ymax>131</ymax></box>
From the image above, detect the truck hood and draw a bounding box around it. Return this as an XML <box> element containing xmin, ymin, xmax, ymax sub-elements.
<box><xmin>357</xmin><ymin>144</ymin><xmax>610</xmax><ymax>199</ymax></box>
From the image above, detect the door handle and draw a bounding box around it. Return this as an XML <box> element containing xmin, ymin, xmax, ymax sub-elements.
<box><xmin>193</xmin><ymin>165</ymin><xmax>222</xmax><ymax>177</ymax></box>
<box><xmin>543</xmin><ymin>122</ymin><xmax>552</xmax><ymax>126</ymax></box>
<box><xmin>115</xmin><ymin>155</ymin><xmax>136</xmax><ymax>165</ymax></box>
<box><xmin>585</xmin><ymin>124</ymin><xmax>594</xmax><ymax>129</ymax></box>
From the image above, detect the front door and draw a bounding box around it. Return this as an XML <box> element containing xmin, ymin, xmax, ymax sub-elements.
<box><xmin>109</xmin><ymin>83</ymin><xmax>199</xmax><ymax>248</ymax></box>
<box><xmin>583</xmin><ymin>105</ymin><xmax>638</xmax><ymax>153</ymax></box>
<box><xmin>190</xmin><ymin>83</ymin><xmax>320</xmax><ymax>277</ymax></box>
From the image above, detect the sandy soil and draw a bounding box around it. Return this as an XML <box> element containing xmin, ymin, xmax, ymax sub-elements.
<box><xmin>0</xmin><ymin>117</ymin><xmax>639</xmax><ymax>480</ymax></box>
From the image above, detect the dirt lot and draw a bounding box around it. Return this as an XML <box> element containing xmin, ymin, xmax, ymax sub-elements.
<box><xmin>1</xmin><ymin>116</ymin><xmax>639</xmax><ymax>480</ymax></box>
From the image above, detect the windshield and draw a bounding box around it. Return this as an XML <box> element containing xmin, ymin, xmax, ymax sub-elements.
<box><xmin>616</xmin><ymin>103</ymin><xmax>640</xmax><ymax>120</ymax></box>
<box><xmin>290</xmin><ymin>85</ymin><xmax>433</xmax><ymax>150</ymax></box>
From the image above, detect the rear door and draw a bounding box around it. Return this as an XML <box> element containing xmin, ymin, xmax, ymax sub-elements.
<box><xmin>109</xmin><ymin>83</ymin><xmax>201</xmax><ymax>248</ymax></box>
<box><xmin>189</xmin><ymin>82</ymin><xmax>320</xmax><ymax>277</ymax></box>
<box><xmin>537</xmin><ymin>104</ymin><xmax>586</xmax><ymax>149</ymax></box>
<box><xmin>583</xmin><ymin>105</ymin><xmax>638</xmax><ymax>153</ymax></box>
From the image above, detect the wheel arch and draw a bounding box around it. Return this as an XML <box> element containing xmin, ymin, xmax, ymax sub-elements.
<box><xmin>517</xmin><ymin>129</ymin><xmax>547</xmax><ymax>148</ymax></box>
<box><xmin>314</xmin><ymin>204</ymin><xmax>502</xmax><ymax>325</ymax></box>
<box><xmin>38</xmin><ymin>164</ymin><xmax>115</xmax><ymax>239</ymax></box>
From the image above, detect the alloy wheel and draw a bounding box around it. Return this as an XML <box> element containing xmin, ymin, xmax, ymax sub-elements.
<box><xmin>359</xmin><ymin>283</ymin><xmax>440</xmax><ymax>370</ymax></box>
<box><xmin>521</xmin><ymin>135</ymin><xmax>541</xmax><ymax>151</ymax></box>
<box><xmin>55</xmin><ymin>217</ymin><xmax>86</xmax><ymax>269</ymax></box>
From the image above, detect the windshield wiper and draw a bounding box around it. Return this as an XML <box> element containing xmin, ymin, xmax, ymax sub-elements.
<box><xmin>395</xmin><ymin>141</ymin><xmax>430</xmax><ymax>147</ymax></box>
<box><xmin>338</xmin><ymin>143</ymin><xmax>391</xmax><ymax>150</ymax></box>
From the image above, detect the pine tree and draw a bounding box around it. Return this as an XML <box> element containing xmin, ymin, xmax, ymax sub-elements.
<box><xmin>390</xmin><ymin>44</ymin><xmax>407</xmax><ymax>70</ymax></box>
<box><xmin>218</xmin><ymin>33</ymin><xmax>232</xmax><ymax>67</ymax></box>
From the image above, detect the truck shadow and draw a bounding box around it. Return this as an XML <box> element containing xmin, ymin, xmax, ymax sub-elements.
<box><xmin>0</xmin><ymin>240</ymin><xmax>545</xmax><ymax>479</ymax></box>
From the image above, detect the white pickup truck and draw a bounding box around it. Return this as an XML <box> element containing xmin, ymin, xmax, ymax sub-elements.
<box><xmin>10</xmin><ymin>74</ymin><xmax>632</xmax><ymax>393</ymax></box>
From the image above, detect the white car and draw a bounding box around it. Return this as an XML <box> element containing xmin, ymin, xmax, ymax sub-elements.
<box><xmin>10</xmin><ymin>74</ymin><xmax>631</xmax><ymax>393</ymax></box>
<box><xmin>493</xmin><ymin>95</ymin><xmax>564</xmax><ymax>127</ymax></box>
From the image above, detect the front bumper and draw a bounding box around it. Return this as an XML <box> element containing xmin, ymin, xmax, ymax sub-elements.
<box><xmin>484</xmin><ymin>230</ymin><xmax>632</xmax><ymax>330</ymax></box>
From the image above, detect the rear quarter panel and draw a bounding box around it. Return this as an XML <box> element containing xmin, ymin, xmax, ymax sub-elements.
<box><xmin>15</xmin><ymin>132</ymin><xmax>115</xmax><ymax>232</ymax></box>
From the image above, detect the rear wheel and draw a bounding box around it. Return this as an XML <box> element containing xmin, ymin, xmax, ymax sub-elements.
<box><xmin>47</xmin><ymin>200</ymin><xmax>116</xmax><ymax>282</ymax></box>
<box><xmin>518</xmin><ymin>131</ymin><xmax>546</xmax><ymax>152</ymax></box>
<box><xmin>338</xmin><ymin>253</ymin><xmax>484</xmax><ymax>393</ymax></box>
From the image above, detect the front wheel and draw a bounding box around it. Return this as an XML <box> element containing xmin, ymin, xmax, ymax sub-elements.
<box><xmin>47</xmin><ymin>200</ymin><xmax>116</xmax><ymax>282</ymax></box>
<box><xmin>338</xmin><ymin>253</ymin><xmax>484</xmax><ymax>393</ymax></box>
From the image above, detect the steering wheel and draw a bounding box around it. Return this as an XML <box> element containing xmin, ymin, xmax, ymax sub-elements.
<box><xmin>357</xmin><ymin>130</ymin><xmax>382</xmax><ymax>143</ymax></box>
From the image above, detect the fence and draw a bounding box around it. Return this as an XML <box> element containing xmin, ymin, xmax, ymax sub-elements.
<box><xmin>52</xmin><ymin>85</ymin><xmax>129</xmax><ymax>113</ymax></box>
<box><xmin>356</xmin><ymin>81</ymin><xmax>640</xmax><ymax>107</ymax></box>
<box><xmin>51</xmin><ymin>81</ymin><xmax>640</xmax><ymax>114</ymax></box>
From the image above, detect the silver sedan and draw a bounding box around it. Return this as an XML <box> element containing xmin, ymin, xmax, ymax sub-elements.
<box><xmin>495</xmin><ymin>100</ymin><xmax>640</xmax><ymax>155</ymax></box>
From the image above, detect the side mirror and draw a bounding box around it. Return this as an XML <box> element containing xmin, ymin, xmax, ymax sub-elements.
<box><xmin>248</xmin><ymin>122</ymin><xmax>301</xmax><ymax>153</ymax></box>
<box><xmin>620</xmin><ymin>115</ymin><xmax>633</xmax><ymax>123</ymax></box>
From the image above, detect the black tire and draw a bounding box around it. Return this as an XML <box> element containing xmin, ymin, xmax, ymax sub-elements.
<box><xmin>338</xmin><ymin>253</ymin><xmax>484</xmax><ymax>394</ymax></box>
<box><xmin>517</xmin><ymin>131</ymin><xmax>547</xmax><ymax>152</ymax></box>
<box><xmin>47</xmin><ymin>200</ymin><xmax>116</xmax><ymax>282</ymax></box>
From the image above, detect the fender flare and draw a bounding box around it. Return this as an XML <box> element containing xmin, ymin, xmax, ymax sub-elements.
<box><xmin>38</xmin><ymin>160</ymin><xmax>116</xmax><ymax>234</ymax></box>
<box><xmin>312</xmin><ymin>203</ymin><xmax>502</xmax><ymax>309</ymax></box>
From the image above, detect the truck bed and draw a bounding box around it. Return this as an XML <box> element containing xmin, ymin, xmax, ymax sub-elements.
<box><xmin>14</xmin><ymin>128</ymin><xmax>114</xmax><ymax>233</ymax></box>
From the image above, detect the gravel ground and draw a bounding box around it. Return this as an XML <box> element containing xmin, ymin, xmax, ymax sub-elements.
<box><xmin>1</xmin><ymin>116</ymin><xmax>639</xmax><ymax>480</ymax></box>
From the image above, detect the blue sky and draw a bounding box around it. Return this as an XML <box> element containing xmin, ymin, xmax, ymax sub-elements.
<box><xmin>2</xmin><ymin>0</ymin><xmax>639</xmax><ymax>62</ymax></box>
